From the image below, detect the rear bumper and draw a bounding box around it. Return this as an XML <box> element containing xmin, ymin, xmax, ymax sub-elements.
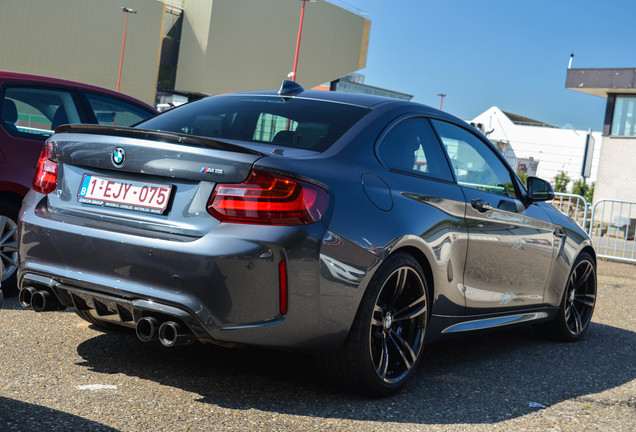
<box><xmin>18</xmin><ymin>191</ymin><xmax>374</xmax><ymax>351</ymax></box>
<box><xmin>20</xmin><ymin>272</ymin><xmax>216</xmax><ymax>340</ymax></box>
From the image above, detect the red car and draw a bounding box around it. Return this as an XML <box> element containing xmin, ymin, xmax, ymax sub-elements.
<box><xmin>0</xmin><ymin>71</ymin><xmax>157</xmax><ymax>294</ymax></box>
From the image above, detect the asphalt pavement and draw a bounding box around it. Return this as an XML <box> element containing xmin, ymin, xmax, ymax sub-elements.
<box><xmin>0</xmin><ymin>259</ymin><xmax>634</xmax><ymax>432</ymax></box>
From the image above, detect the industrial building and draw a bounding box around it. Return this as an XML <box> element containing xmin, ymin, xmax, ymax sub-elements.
<box><xmin>0</xmin><ymin>0</ymin><xmax>370</xmax><ymax>107</ymax></box>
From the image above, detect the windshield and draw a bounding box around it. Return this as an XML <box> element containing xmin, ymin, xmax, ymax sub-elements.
<box><xmin>138</xmin><ymin>95</ymin><xmax>371</xmax><ymax>152</ymax></box>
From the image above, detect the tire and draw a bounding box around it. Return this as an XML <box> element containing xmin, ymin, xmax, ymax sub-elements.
<box><xmin>324</xmin><ymin>253</ymin><xmax>429</xmax><ymax>397</ymax></box>
<box><xmin>75</xmin><ymin>309</ymin><xmax>119</xmax><ymax>330</ymax></box>
<box><xmin>0</xmin><ymin>200</ymin><xmax>20</xmax><ymax>297</ymax></box>
<box><xmin>539</xmin><ymin>252</ymin><xmax>597</xmax><ymax>341</ymax></box>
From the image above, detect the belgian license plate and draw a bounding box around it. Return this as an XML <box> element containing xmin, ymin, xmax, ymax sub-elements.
<box><xmin>78</xmin><ymin>174</ymin><xmax>172</xmax><ymax>214</ymax></box>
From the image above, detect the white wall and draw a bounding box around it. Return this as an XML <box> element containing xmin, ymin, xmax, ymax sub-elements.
<box><xmin>471</xmin><ymin>107</ymin><xmax>602</xmax><ymax>190</ymax></box>
<box><xmin>594</xmin><ymin>136</ymin><xmax>636</xmax><ymax>204</ymax></box>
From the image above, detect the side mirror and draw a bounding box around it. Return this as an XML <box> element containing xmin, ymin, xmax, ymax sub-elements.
<box><xmin>526</xmin><ymin>176</ymin><xmax>555</xmax><ymax>202</ymax></box>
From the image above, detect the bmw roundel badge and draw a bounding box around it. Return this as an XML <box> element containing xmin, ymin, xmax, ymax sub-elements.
<box><xmin>112</xmin><ymin>147</ymin><xmax>126</xmax><ymax>166</ymax></box>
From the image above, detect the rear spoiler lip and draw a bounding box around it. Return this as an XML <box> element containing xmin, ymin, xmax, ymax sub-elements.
<box><xmin>53</xmin><ymin>124</ymin><xmax>265</xmax><ymax>157</ymax></box>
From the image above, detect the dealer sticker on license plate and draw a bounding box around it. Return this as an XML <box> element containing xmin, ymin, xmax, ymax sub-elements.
<box><xmin>78</xmin><ymin>174</ymin><xmax>172</xmax><ymax>214</ymax></box>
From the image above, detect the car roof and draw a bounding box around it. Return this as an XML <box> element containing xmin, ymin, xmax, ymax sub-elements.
<box><xmin>180</xmin><ymin>84</ymin><xmax>471</xmax><ymax>137</ymax></box>
<box><xmin>235</xmin><ymin>87</ymin><xmax>409</xmax><ymax>109</ymax></box>
<box><xmin>233</xmin><ymin>84</ymin><xmax>458</xmax><ymax>124</ymax></box>
<box><xmin>0</xmin><ymin>70</ymin><xmax>157</xmax><ymax>113</ymax></box>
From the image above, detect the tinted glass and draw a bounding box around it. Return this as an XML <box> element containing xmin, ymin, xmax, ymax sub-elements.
<box><xmin>611</xmin><ymin>96</ymin><xmax>636</xmax><ymax>136</ymax></box>
<box><xmin>377</xmin><ymin>118</ymin><xmax>453</xmax><ymax>182</ymax></box>
<box><xmin>1</xmin><ymin>86</ymin><xmax>81</xmax><ymax>138</ymax></box>
<box><xmin>138</xmin><ymin>95</ymin><xmax>371</xmax><ymax>152</ymax></box>
<box><xmin>431</xmin><ymin>119</ymin><xmax>516</xmax><ymax>198</ymax></box>
<box><xmin>85</xmin><ymin>92</ymin><xmax>153</xmax><ymax>127</ymax></box>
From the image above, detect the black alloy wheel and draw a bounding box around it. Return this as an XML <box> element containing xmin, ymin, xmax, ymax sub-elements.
<box><xmin>369</xmin><ymin>264</ymin><xmax>428</xmax><ymax>385</ymax></box>
<box><xmin>562</xmin><ymin>253</ymin><xmax>596</xmax><ymax>338</ymax></box>
<box><xmin>0</xmin><ymin>201</ymin><xmax>19</xmax><ymax>296</ymax></box>
<box><xmin>324</xmin><ymin>253</ymin><xmax>429</xmax><ymax>396</ymax></box>
<box><xmin>539</xmin><ymin>252</ymin><xmax>597</xmax><ymax>342</ymax></box>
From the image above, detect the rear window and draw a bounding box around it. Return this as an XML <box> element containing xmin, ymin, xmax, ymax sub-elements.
<box><xmin>138</xmin><ymin>95</ymin><xmax>371</xmax><ymax>152</ymax></box>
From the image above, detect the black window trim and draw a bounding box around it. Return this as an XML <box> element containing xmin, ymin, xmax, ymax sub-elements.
<box><xmin>427</xmin><ymin>116</ymin><xmax>528</xmax><ymax>202</ymax></box>
<box><xmin>374</xmin><ymin>114</ymin><xmax>456</xmax><ymax>184</ymax></box>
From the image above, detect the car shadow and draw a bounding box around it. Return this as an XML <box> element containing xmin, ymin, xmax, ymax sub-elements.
<box><xmin>0</xmin><ymin>397</ymin><xmax>121</xmax><ymax>431</ymax></box>
<box><xmin>75</xmin><ymin>322</ymin><xmax>636</xmax><ymax>425</ymax></box>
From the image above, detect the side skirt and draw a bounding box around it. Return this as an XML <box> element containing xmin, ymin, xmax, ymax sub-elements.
<box><xmin>426</xmin><ymin>307</ymin><xmax>559</xmax><ymax>343</ymax></box>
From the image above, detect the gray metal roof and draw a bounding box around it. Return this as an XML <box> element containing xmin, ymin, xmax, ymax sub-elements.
<box><xmin>566</xmin><ymin>68</ymin><xmax>636</xmax><ymax>98</ymax></box>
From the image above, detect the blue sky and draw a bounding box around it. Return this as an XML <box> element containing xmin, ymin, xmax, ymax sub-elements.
<box><xmin>329</xmin><ymin>0</ymin><xmax>636</xmax><ymax>131</ymax></box>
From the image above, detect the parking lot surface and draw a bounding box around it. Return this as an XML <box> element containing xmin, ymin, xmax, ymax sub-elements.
<box><xmin>0</xmin><ymin>260</ymin><xmax>634</xmax><ymax>432</ymax></box>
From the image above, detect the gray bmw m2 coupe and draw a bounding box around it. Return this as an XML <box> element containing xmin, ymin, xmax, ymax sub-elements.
<box><xmin>18</xmin><ymin>81</ymin><xmax>596</xmax><ymax>396</ymax></box>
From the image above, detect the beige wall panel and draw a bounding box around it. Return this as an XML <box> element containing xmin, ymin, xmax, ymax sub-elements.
<box><xmin>176</xmin><ymin>0</ymin><xmax>369</xmax><ymax>95</ymax></box>
<box><xmin>594</xmin><ymin>136</ymin><xmax>636</xmax><ymax>203</ymax></box>
<box><xmin>0</xmin><ymin>0</ymin><xmax>164</xmax><ymax>105</ymax></box>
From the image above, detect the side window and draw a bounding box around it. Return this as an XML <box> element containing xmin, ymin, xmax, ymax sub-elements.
<box><xmin>431</xmin><ymin>119</ymin><xmax>516</xmax><ymax>198</ymax></box>
<box><xmin>85</xmin><ymin>92</ymin><xmax>153</xmax><ymax>127</ymax></box>
<box><xmin>1</xmin><ymin>86</ymin><xmax>81</xmax><ymax>138</ymax></box>
<box><xmin>377</xmin><ymin>118</ymin><xmax>453</xmax><ymax>182</ymax></box>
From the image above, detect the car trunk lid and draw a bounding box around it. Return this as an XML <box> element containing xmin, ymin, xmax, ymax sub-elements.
<box><xmin>51</xmin><ymin>125</ymin><xmax>264</xmax><ymax>183</ymax></box>
<box><xmin>42</xmin><ymin>126</ymin><xmax>265</xmax><ymax>237</ymax></box>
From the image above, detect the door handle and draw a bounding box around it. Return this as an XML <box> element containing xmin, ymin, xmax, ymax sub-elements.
<box><xmin>471</xmin><ymin>199</ymin><xmax>492</xmax><ymax>212</ymax></box>
<box><xmin>554</xmin><ymin>227</ymin><xmax>567</xmax><ymax>238</ymax></box>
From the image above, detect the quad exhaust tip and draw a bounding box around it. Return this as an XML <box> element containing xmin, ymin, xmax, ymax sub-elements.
<box><xmin>158</xmin><ymin>321</ymin><xmax>197</xmax><ymax>348</ymax></box>
<box><xmin>19</xmin><ymin>286</ymin><xmax>37</xmax><ymax>308</ymax></box>
<box><xmin>136</xmin><ymin>316</ymin><xmax>160</xmax><ymax>342</ymax></box>
<box><xmin>135</xmin><ymin>317</ymin><xmax>197</xmax><ymax>347</ymax></box>
<box><xmin>20</xmin><ymin>287</ymin><xmax>65</xmax><ymax>312</ymax></box>
<box><xmin>20</xmin><ymin>286</ymin><xmax>198</xmax><ymax>347</ymax></box>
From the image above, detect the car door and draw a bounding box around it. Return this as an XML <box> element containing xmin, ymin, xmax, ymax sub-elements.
<box><xmin>0</xmin><ymin>84</ymin><xmax>84</xmax><ymax>196</ymax></box>
<box><xmin>375</xmin><ymin>116</ymin><xmax>467</xmax><ymax>316</ymax></box>
<box><xmin>430</xmin><ymin>119</ymin><xmax>556</xmax><ymax>313</ymax></box>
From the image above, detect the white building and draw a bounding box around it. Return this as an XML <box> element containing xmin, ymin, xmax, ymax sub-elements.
<box><xmin>470</xmin><ymin>107</ymin><xmax>602</xmax><ymax>189</ymax></box>
<box><xmin>566</xmin><ymin>68</ymin><xmax>636</xmax><ymax>205</ymax></box>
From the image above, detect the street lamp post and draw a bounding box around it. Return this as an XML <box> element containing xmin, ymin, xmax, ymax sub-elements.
<box><xmin>117</xmin><ymin>7</ymin><xmax>137</xmax><ymax>92</ymax></box>
<box><xmin>437</xmin><ymin>93</ymin><xmax>447</xmax><ymax>110</ymax></box>
<box><xmin>291</xmin><ymin>0</ymin><xmax>316</xmax><ymax>82</ymax></box>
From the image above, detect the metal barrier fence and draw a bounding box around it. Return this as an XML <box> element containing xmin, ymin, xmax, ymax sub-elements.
<box><xmin>550</xmin><ymin>193</ymin><xmax>589</xmax><ymax>231</ymax></box>
<box><xmin>548</xmin><ymin>195</ymin><xmax>636</xmax><ymax>263</ymax></box>
<box><xmin>588</xmin><ymin>199</ymin><xmax>636</xmax><ymax>263</ymax></box>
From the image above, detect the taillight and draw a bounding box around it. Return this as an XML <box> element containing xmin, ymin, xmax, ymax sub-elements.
<box><xmin>208</xmin><ymin>169</ymin><xmax>328</xmax><ymax>225</ymax></box>
<box><xmin>32</xmin><ymin>141</ymin><xmax>58</xmax><ymax>194</ymax></box>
